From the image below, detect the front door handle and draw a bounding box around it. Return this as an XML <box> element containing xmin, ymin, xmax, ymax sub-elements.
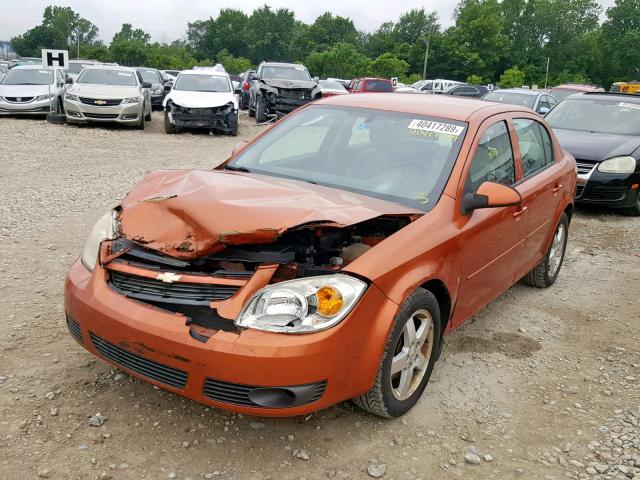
<box><xmin>513</xmin><ymin>206</ymin><xmax>528</xmax><ymax>218</ymax></box>
<box><xmin>552</xmin><ymin>183</ymin><xmax>563</xmax><ymax>193</ymax></box>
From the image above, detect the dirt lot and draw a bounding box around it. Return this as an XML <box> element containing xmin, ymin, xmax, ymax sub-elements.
<box><xmin>1</xmin><ymin>112</ymin><xmax>639</xmax><ymax>480</ymax></box>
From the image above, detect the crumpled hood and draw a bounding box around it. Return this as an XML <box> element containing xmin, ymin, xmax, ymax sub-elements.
<box><xmin>0</xmin><ymin>84</ymin><xmax>52</xmax><ymax>97</ymax></box>
<box><xmin>262</xmin><ymin>79</ymin><xmax>318</xmax><ymax>90</ymax></box>
<box><xmin>119</xmin><ymin>169</ymin><xmax>420</xmax><ymax>259</ymax></box>
<box><xmin>163</xmin><ymin>90</ymin><xmax>236</xmax><ymax>109</ymax></box>
<box><xmin>69</xmin><ymin>83</ymin><xmax>141</xmax><ymax>98</ymax></box>
<box><xmin>553</xmin><ymin>128</ymin><xmax>640</xmax><ymax>161</ymax></box>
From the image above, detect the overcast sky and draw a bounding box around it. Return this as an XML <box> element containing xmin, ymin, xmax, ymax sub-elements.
<box><xmin>1</xmin><ymin>0</ymin><xmax>617</xmax><ymax>43</ymax></box>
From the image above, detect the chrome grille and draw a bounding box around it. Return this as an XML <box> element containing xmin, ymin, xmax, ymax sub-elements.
<box><xmin>576</xmin><ymin>160</ymin><xmax>596</xmax><ymax>176</ymax></box>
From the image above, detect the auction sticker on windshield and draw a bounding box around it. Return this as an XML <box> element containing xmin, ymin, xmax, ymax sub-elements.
<box><xmin>408</xmin><ymin>119</ymin><xmax>464</xmax><ymax>138</ymax></box>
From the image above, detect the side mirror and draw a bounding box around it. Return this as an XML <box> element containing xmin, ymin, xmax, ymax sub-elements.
<box><xmin>232</xmin><ymin>140</ymin><xmax>249</xmax><ymax>156</ymax></box>
<box><xmin>461</xmin><ymin>181</ymin><xmax>522</xmax><ymax>215</ymax></box>
<box><xmin>538</xmin><ymin>106</ymin><xmax>550</xmax><ymax>115</ymax></box>
<box><xmin>142</xmin><ymin>82</ymin><xmax>152</xmax><ymax>89</ymax></box>
<box><xmin>65</xmin><ymin>77</ymin><xmax>73</xmax><ymax>84</ymax></box>
<box><xmin>313</xmin><ymin>76</ymin><xmax>320</xmax><ymax>82</ymax></box>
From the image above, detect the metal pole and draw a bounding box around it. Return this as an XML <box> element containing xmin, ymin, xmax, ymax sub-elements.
<box><xmin>544</xmin><ymin>57</ymin><xmax>550</xmax><ymax>89</ymax></box>
<box><xmin>423</xmin><ymin>33</ymin><xmax>431</xmax><ymax>80</ymax></box>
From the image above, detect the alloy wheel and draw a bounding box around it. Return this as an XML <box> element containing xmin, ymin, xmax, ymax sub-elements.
<box><xmin>390</xmin><ymin>309</ymin><xmax>434</xmax><ymax>401</ymax></box>
<box><xmin>547</xmin><ymin>223</ymin><xmax>566</xmax><ymax>277</ymax></box>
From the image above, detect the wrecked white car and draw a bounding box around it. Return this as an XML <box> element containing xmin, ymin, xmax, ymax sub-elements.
<box><xmin>163</xmin><ymin>69</ymin><xmax>238</xmax><ymax>135</ymax></box>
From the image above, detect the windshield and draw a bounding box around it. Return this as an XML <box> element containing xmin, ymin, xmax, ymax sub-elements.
<box><xmin>174</xmin><ymin>74</ymin><xmax>230</xmax><ymax>92</ymax></box>
<box><xmin>68</xmin><ymin>63</ymin><xmax>92</xmax><ymax>74</ymax></box>
<box><xmin>411</xmin><ymin>80</ymin><xmax>426</xmax><ymax>89</ymax></box>
<box><xmin>78</xmin><ymin>69</ymin><xmax>138</xmax><ymax>86</ymax></box>
<box><xmin>546</xmin><ymin>98</ymin><xmax>640</xmax><ymax>135</ymax></box>
<box><xmin>484</xmin><ymin>91</ymin><xmax>536</xmax><ymax>109</ymax></box>
<box><xmin>137</xmin><ymin>69</ymin><xmax>161</xmax><ymax>84</ymax></box>
<box><xmin>228</xmin><ymin>105</ymin><xmax>467</xmax><ymax>211</ymax></box>
<box><xmin>1</xmin><ymin>69</ymin><xmax>53</xmax><ymax>85</ymax></box>
<box><xmin>261</xmin><ymin>65</ymin><xmax>311</xmax><ymax>81</ymax></box>
<box><xmin>364</xmin><ymin>80</ymin><xmax>393</xmax><ymax>92</ymax></box>
<box><xmin>319</xmin><ymin>80</ymin><xmax>346</xmax><ymax>91</ymax></box>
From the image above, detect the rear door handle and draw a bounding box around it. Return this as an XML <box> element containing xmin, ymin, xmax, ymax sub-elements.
<box><xmin>552</xmin><ymin>183</ymin><xmax>563</xmax><ymax>193</ymax></box>
<box><xmin>513</xmin><ymin>206</ymin><xmax>528</xmax><ymax>218</ymax></box>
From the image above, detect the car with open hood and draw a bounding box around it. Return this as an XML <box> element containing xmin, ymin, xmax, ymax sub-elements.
<box><xmin>248</xmin><ymin>62</ymin><xmax>321</xmax><ymax>123</ymax></box>
<box><xmin>163</xmin><ymin>69</ymin><xmax>238</xmax><ymax>135</ymax></box>
<box><xmin>65</xmin><ymin>94</ymin><xmax>575</xmax><ymax>418</ymax></box>
<box><xmin>64</xmin><ymin>65</ymin><xmax>152</xmax><ymax>129</ymax></box>
<box><xmin>0</xmin><ymin>65</ymin><xmax>69</xmax><ymax>116</ymax></box>
<box><xmin>545</xmin><ymin>92</ymin><xmax>640</xmax><ymax>215</ymax></box>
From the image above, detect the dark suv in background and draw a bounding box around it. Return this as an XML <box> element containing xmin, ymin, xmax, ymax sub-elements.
<box><xmin>248</xmin><ymin>62</ymin><xmax>320</xmax><ymax>123</ymax></box>
<box><xmin>238</xmin><ymin>70</ymin><xmax>256</xmax><ymax>110</ymax></box>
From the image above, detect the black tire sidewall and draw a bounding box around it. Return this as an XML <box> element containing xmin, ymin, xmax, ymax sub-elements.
<box><xmin>380</xmin><ymin>291</ymin><xmax>442</xmax><ymax>417</ymax></box>
<box><xmin>163</xmin><ymin>110</ymin><xmax>174</xmax><ymax>134</ymax></box>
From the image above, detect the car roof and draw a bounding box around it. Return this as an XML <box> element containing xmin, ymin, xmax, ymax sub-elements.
<box><xmin>179</xmin><ymin>69</ymin><xmax>228</xmax><ymax>78</ymax></box>
<box><xmin>317</xmin><ymin>92</ymin><xmax>531</xmax><ymax>122</ymax></box>
<box><xmin>10</xmin><ymin>64</ymin><xmax>58</xmax><ymax>70</ymax></box>
<box><xmin>491</xmin><ymin>88</ymin><xmax>541</xmax><ymax>96</ymax></box>
<box><xmin>83</xmin><ymin>64</ymin><xmax>136</xmax><ymax>73</ymax></box>
<box><xmin>69</xmin><ymin>59</ymin><xmax>96</xmax><ymax>63</ymax></box>
<box><xmin>572</xmin><ymin>92</ymin><xmax>640</xmax><ymax>103</ymax></box>
<box><xmin>260</xmin><ymin>62</ymin><xmax>302</xmax><ymax>68</ymax></box>
<box><xmin>552</xmin><ymin>83</ymin><xmax>600</xmax><ymax>91</ymax></box>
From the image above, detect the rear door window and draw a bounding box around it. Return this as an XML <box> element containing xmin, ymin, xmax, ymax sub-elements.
<box><xmin>513</xmin><ymin>119</ymin><xmax>554</xmax><ymax>177</ymax></box>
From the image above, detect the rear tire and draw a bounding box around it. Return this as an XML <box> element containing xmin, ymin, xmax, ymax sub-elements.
<box><xmin>256</xmin><ymin>95</ymin><xmax>267</xmax><ymax>123</ymax></box>
<box><xmin>353</xmin><ymin>288</ymin><xmax>441</xmax><ymax>418</ymax></box>
<box><xmin>523</xmin><ymin>212</ymin><xmax>569</xmax><ymax>287</ymax></box>
<box><xmin>164</xmin><ymin>110</ymin><xmax>175</xmax><ymax>134</ymax></box>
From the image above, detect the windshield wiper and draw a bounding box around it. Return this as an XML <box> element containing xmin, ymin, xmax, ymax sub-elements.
<box><xmin>225</xmin><ymin>165</ymin><xmax>250</xmax><ymax>173</ymax></box>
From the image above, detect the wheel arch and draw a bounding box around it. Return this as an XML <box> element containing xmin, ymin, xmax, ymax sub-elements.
<box><xmin>418</xmin><ymin>279</ymin><xmax>452</xmax><ymax>333</ymax></box>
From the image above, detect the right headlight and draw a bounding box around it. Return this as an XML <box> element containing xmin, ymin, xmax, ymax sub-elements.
<box><xmin>65</xmin><ymin>93</ymin><xmax>78</xmax><ymax>102</ymax></box>
<box><xmin>81</xmin><ymin>211</ymin><xmax>118</xmax><ymax>271</ymax></box>
<box><xmin>597</xmin><ymin>156</ymin><xmax>637</xmax><ymax>174</ymax></box>
<box><xmin>236</xmin><ymin>275</ymin><xmax>367</xmax><ymax>334</ymax></box>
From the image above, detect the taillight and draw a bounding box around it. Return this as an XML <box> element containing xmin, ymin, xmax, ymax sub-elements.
<box><xmin>242</xmin><ymin>82</ymin><xmax>250</xmax><ymax>91</ymax></box>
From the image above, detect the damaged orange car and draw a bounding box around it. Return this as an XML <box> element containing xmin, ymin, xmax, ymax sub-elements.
<box><xmin>65</xmin><ymin>94</ymin><xmax>576</xmax><ymax>417</ymax></box>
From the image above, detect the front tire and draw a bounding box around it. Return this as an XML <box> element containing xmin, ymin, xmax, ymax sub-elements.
<box><xmin>136</xmin><ymin>106</ymin><xmax>146</xmax><ymax>130</ymax></box>
<box><xmin>353</xmin><ymin>288</ymin><xmax>441</xmax><ymax>418</ymax></box>
<box><xmin>621</xmin><ymin>190</ymin><xmax>640</xmax><ymax>216</ymax></box>
<box><xmin>164</xmin><ymin>110</ymin><xmax>175</xmax><ymax>134</ymax></box>
<box><xmin>145</xmin><ymin>105</ymin><xmax>152</xmax><ymax>121</ymax></box>
<box><xmin>523</xmin><ymin>212</ymin><xmax>569</xmax><ymax>287</ymax></box>
<box><xmin>256</xmin><ymin>95</ymin><xmax>267</xmax><ymax>123</ymax></box>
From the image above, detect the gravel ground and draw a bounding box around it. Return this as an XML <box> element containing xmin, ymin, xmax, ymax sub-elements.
<box><xmin>1</xmin><ymin>111</ymin><xmax>639</xmax><ymax>480</ymax></box>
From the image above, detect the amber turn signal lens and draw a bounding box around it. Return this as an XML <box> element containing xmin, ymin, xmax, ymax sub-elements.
<box><xmin>316</xmin><ymin>286</ymin><xmax>344</xmax><ymax>317</ymax></box>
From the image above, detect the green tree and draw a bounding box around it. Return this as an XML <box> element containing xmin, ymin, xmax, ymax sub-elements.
<box><xmin>217</xmin><ymin>49</ymin><xmax>252</xmax><ymax>74</ymax></box>
<box><xmin>466</xmin><ymin>74</ymin><xmax>485</xmax><ymax>84</ymax></box>
<box><xmin>110</xmin><ymin>23</ymin><xmax>151</xmax><ymax>66</ymax></box>
<box><xmin>300</xmin><ymin>12</ymin><xmax>359</xmax><ymax>54</ymax></box>
<box><xmin>305</xmin><ymin>42</ymin><xmax>370</xmax><ymax>78</ymax></box>
<box><xmin>245</xmin><ymin>6</ymin><xmax>298</xmax><ymax>64</ymax></box>
<box><xmin>11</xmin><ymin>26</ymin><xmax>67</xmax><ymax>56</ymax></box>
<box><xmin>498</xmin><ymin>66</ymin><xmax>526</xmax><ymax>88</ymax></box>
<box><xmin>601</xmin><ymin>0</ymin><xmax>640</xmax><ymax>85</ymax></box>
<box><xmin>368</xmin><ymin>53</ymin><xmax>409</xmax><ymax>78</ymax></box>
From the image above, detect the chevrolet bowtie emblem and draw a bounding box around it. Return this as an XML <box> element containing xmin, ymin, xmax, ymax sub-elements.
<box><xmin>16</xmin><ymin>97</ymin><xmax>22</xmax><ymax>102</ymax></box>
<box><xmin>156</xmin><ymin>272</ymin><xmax>182</xmax><ymax>284</ymax></box>
<box><xmin>95</xmin><ymin>100</ymin><xmax>106</xmax><ymax>105</ymax></box>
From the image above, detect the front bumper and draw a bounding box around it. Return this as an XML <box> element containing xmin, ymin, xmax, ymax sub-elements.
<box><xmin>576</xmin><ymin>166</ymin><xmax>640</xmax><ymax>208</ymax></box>
<box><xmin>267</xmin><ymin>97</ymin><xmax>313</xmax><ymax>114</ymax></box>
<box><xmin>0</xmin><ymin>97</ymin><xmax>53</xmax><ymax>115</ymax></box>
<box><xmin>168</xmin><ymin>107</ymin><xmax>238</xmax><ymax>133</ymax></box>
<box><xmin>64</xmin><ymin>99</ymin><xmax>143</xmax><ymax>124</ymax></box>
<box><xmin>64</xmin><ymin>260</ymin><xmax>397</xmax><ymax>416</ymax></box>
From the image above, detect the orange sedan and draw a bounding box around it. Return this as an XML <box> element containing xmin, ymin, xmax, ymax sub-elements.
<box><xmin>65</xmin><ymin>94</ymin><xmax>576</xmax><ymax>417</ymax></box>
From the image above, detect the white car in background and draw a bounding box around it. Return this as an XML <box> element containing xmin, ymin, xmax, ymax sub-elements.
<box><xmin>0</xmin><ymin>65</ymin><xmax>69</xmax><ymax>115</ymax></box>
<box><xmin>417</xmin><ymin>79</ymin><xmax>466</xmax><ymax>94</ymax></box>
<box><xmin>67</xmin><ymin>60</ymin><xmax>98</xmax><ymax>82</ymax></box>
<box><xmin>163</xmin><ymin>69</ymin><xmax>238</xmax><ymax>135</ymax></box>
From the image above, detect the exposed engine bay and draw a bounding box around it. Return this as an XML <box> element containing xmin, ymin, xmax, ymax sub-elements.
<box><xmin>109</xmin><ymin>215</ymin><xmax>411</xmax><ymax>280</ymax></box>
<box><xmin>166</xmin><ymin>101</ymin><xmax>237</xmax><ymax>133</ymax></box>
